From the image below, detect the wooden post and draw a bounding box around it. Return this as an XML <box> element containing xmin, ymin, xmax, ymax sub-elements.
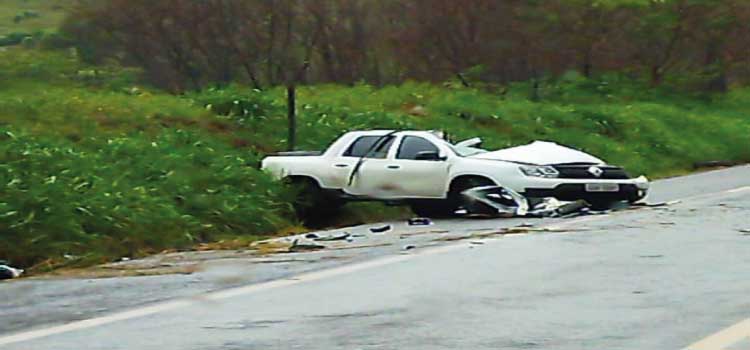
<box><xmin>287</xmin><ymin>85</ymin><xmax>296</xmax><ymax>151</ymax></box>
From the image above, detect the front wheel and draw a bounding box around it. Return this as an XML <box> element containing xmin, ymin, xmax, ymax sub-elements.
<box><xmin>448</xmin><ymin>177</ymin><xmax>496</xmax><ymax>214</ymax></box>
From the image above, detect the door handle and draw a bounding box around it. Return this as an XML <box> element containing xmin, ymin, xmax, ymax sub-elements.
<box><xmin>334</xmin><ymin>164</ymin><xmax>349</xmax><ymax>168</ymax></box>
<box><xmin>387</xmin><ymin>165</ymin><xmax>400</xmax><ymax>170</ymax></box>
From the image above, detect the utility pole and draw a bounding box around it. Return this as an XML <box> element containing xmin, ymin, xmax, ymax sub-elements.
<box><xmin>287</xmin><ymin>85</ymin><xmax>296</xmax><ymax>151</ymax></box>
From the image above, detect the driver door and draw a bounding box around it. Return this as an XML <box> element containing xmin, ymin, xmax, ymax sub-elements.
<box><xmin>379</xmin><ymin>135</ymin><xmax>451</xmax><ymax>198</ymax></box>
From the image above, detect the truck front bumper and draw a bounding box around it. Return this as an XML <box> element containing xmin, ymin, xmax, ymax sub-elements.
<box><xmin>521</xmin><ymin>176</ymin><xmax>650</xmax><ymax>203</ymax></box>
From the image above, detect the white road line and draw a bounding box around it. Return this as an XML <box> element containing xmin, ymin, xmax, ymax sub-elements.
<box><xmin>1</xmin><ymin>183</ymin><xmax>749</xmax><ymax>347</ymax></box>
<box><xmin>0</xmin><ymin>244</ymin><xmax>459</xmax><ymax>347</ymax></box>
<box><xmin>726</xmin><ymin>186</ymin><xmax>750</xmax><ymax>194</ymax></box>
<box><xmin>683</xmin><ymin>318</ymin><xmax>750</xmax><ymax>350</ymax></box>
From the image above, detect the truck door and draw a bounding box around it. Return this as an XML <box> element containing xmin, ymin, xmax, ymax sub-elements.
<box><xmin>329</xmin><ymin>135</ymin><xmax>395</xmax><ymax>192</ymax></box>
<box><xmin>346</xmin><ymin>135</ymin><xmax>450</xmax><ymax>199</ymax></box>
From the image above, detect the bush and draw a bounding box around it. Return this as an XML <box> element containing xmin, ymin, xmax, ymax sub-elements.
<box><xmin>0</xmin><ymin>32</ymin><xmax>32</xmax><ymax>46</ymax></box>
<box><xmin>0</xmin><ymin>129</ymin><xmax>296</xmax><ymax>268</ymax></box>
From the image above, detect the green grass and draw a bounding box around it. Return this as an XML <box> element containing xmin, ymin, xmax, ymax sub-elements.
<box><xmin>0</xmin><ymin>0</ymin><xmax>72</xmax><ymax>36</ymax></box>
<box><xmin>2</xmin><ymin>48</ymin><xmax>750</xmax><ymax>271</ymax></box>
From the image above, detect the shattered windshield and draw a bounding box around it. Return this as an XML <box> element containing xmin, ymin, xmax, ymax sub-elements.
<box><xmin>446</xmin><ymin>141</ymin><xmax>488</xmax><ymax>157</ymax></box>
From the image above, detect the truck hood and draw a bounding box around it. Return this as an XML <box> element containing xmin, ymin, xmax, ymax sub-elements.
<box><xmin>469</xmin><ymin>141</ymin><xmax>604</xmax><ymax>165</ymax></box>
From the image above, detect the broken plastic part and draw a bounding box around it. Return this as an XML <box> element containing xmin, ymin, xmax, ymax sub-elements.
<box><xmin>313</xmin><ymin>233</ymin><xmax>351</xmax><ymax>242</ymax></box>
<box><xmin>288</xmin><ymin>239</ymin><xmax>325</xmax><ymax>252</ymax></box>
<box><xmin>554</xmin><ymin>200</ymin><xmax>591</xmax><ymax>217</ymax></box>
<box><xmin>408</xmin><ymin>218</ymin><xmax>432</xmax><ymax>226</ymax></box>
<box><xmin>370</xmin><ymin>225</ymin><xmax>392</xmax><ymax>233</ymax></box>
<box><xmin>461</xmin><ymin>185</ymin><xmax>529</xmax><ymax>217</ymax></box>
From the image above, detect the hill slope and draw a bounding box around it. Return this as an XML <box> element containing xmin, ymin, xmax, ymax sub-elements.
<box><xmin>2</xmin><ymin>48</ymin><xmax>749</xmax><ymax>270</ymax></box>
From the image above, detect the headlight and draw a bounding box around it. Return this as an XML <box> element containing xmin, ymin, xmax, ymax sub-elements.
<box><xmin>520</xmin><ymin>165</ymin><xmax>559</xmax><ymax>178</ymax></box>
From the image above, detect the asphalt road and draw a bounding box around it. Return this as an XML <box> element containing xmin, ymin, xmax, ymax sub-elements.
<box><xmin>1</xmin><ymin>165</ymin><xmax>750</xmax><ymax>350</ymax></box>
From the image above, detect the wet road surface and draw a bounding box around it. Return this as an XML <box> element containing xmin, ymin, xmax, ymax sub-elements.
<box><xmin>1</xmin><ymin>165</ymin><xmax>750</xmax><ymax>349</ymax></box>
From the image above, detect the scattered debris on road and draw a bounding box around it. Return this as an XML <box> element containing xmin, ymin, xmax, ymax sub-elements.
<box><xmin>433</xmin><ymin>223</ymin><xmax>582</xmax><ymax>242</ymax></box>
<box><xmin>633</xmin><ymin>200</ymin><xmax>682</xmax><ymax>208</ymax></box>
<box><xmin>370</xmin><ymin>225</ymin><xmax>392</xmax><ymax>233</ymax></box>
<box><xmin>288</xmin><ymin>239</ymin><xmax>325</xmax><ymax>253</ymax></box>
<box><xmin>639</xmin><ymin>254</ymin><xmax>664</xmax><ymax>259</ymax></box>
<box><xmin>0</xmin><ymin>264</ymin><xmax>23</xmax><ymax>280</ymax></box>
<box><xmin>407</xmin><ymin>217</ymin><xmax>432</xmax><ymax>226</ymax></box>
<box><xmin>313</xmin><ymin>232</ymin><xmax>352</xmax><ymax>242</ymax></box>
<box><xmin>461</xmin><ymin>185</ymin><xmax>529</xmax><ymax>217</ymax></box>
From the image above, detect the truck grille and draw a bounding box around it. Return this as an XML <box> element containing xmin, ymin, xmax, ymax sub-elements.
<box><xmin>552</xmin><ymin>164</ymin><xmax>630</xmax><ymax>179</ymax></box>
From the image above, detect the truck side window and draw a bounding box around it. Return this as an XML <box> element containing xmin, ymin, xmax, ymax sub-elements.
<box><xmin>396</xmin><ymin>136</ymin><xmax>439</xmax><ymax>160</ymax></box>
<box><xmin>343</xmin><ymin>136</ymin><xmax>395</xmax><ymax>158</ymax></box>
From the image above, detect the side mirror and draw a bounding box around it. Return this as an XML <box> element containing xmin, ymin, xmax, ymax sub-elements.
<box><xmin>414</xmin><ymin>151</ymin><xmax>446</xmax><ymax>161</ymax></box>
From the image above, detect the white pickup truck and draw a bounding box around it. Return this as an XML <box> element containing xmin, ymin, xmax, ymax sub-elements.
<box><xmin>261</xmin><ymin>130</ymin><xmax>649</xmax><ymax>218</ymax></box>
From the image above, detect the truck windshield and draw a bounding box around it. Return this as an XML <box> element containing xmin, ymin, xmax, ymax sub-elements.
<box><xmin>445</xmin><ymin>141</ymin><xmax>487</xmax><ymax>157</ymax></box>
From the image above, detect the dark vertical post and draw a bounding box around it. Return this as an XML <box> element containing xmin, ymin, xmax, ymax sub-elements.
<box><xmin>287</xmin><ymin>85</ymin><xmax>296</xmax><ymax>151</ymax></box>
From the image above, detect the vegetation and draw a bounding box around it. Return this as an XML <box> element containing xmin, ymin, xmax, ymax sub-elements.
<box><xmin>0</xmin><ymin>1</ymin><xmax>749</xmax><ymax>271</ymax></box>
<box><xmin>0</xmin><ymin>0</ymin><xmax>71</xmax><ymax>40</ymax></box>
<box><xmin>62</xmin><ymin>0</ymin><xmax>750</xmax><ymax>91</ymax></box>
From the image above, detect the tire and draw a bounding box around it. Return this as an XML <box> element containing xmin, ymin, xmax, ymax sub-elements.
<box><xmin>287</xmin><ymin>177</ymin><xmax>343</xmax><ymax>225</ymax></box>
<box><xmin>448</xmin><ymin>176</ymin><xmax>496</xmax><ymax>213</ymax></box>
<box><xmin>409</xmin><ymin>176</ymin><xmax>497</xmax><ymax>218</ymax></box>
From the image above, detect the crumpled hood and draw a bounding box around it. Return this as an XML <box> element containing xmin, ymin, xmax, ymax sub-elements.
<box><xmin>469</xmin><ymin>141</ymin><xmax>604</xmax><ymax>165</ymax></box>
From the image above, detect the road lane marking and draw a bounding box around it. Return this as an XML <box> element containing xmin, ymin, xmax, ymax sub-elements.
<box><xmin>684</xmin><ymin>318</ymin><xmax>750</xmax><ymax>350</ymax></box>
<box><xmin>726</xmin><ymin>186</ymin><xmax>750</xmax><ymax>194</ymax></box>
<box><xmin>2</xmin><ymin>182</ymin><xmax>750</xmax><ymax>346</ymax></box>
<box><xmin>0</xmin><ymin>243</ymin><xmax>460</xmax><ymax>347</ymax></box>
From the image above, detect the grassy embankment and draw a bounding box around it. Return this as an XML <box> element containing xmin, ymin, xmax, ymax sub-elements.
<box><xmin>2</xmin><ymin>48</ymin><xmax>750</xmax><ymax>272</ymax></box>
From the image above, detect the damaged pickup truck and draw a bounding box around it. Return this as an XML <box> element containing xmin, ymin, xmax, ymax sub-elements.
<box><xmin>261</xmin><ymin>130</ymin><xmax>649</xmax><ymax>218</ymax></box>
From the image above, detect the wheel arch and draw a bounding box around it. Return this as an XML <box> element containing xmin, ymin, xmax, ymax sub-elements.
<box><xmin>284</xmin><ymin>174</ymin><xmax>324</xmax><ymax>188</ymax></box>
<box><xmin>448</xmin><ymin>174</ymin><xmax>497</xmax><ymax>192</ymax></box>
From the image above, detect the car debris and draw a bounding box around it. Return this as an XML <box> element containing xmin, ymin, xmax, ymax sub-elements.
<box><xmin>0</xmin><ymin>264</ymin><xmax>24</xmax><ymax>280</ymax></box>
<box><xmin>370</xmin><ymin>225</ymin><xmax>392</xmax><ymax>233</ymax></box>
<box><xmin>633</xmin><ymin>200</ymin><xmax>681</xmax><ymax>208</ymax></box>
<box><xmin>461</xmin><ymin>185</ymin><xmax>529</xmax><ymax>217</ymax></box>
<box><xmin>313</xmin><ymin>232</ymin><xmax>352</xmax><ymax>242</ymax></box>
<box><xmin>552</xmin><ymin>200</ymin><xmax>592</xmax><ymax>217</ymax></box>
<box><xmin>288</xmin><ymin>239</ymin><xmax>325</xmax><ymax>253</ymax></box>
<box><xmin>639</xmin><ymin>254</ymin><xmax>664</xmax><ymax>259</ymax></box>
<box><xmin>408</xmin><ymin>217</ymin><xmax>432</xmax><ymax>226</ymax></box>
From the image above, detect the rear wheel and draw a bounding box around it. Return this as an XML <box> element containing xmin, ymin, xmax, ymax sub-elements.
<box><xmin>286</xmin><ymin>177</ymin><xmax>343</xmax><ymax>225</ymax></box>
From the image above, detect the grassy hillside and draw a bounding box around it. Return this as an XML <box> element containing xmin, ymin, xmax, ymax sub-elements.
<box><xmin>2</xmin><ymin>48</ymin><xmax>750</xmax><ymax>271</ymax></box>
<box><xmin>0</xmin><ymin>0</ymin><xmax>71</xmax><ymax>36</ymax></box>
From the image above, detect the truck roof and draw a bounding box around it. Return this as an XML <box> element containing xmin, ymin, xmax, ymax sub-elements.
<box><xmin>343</xmin><ymin>130</ymin><xmax>445</xmax><ymax>138</ymax></box>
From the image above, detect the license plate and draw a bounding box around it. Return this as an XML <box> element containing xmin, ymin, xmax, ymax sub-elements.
<box><xmin>585</xmin><ymin>183</ymin><xmax>620</xmax><ymax>192</ymax></box>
